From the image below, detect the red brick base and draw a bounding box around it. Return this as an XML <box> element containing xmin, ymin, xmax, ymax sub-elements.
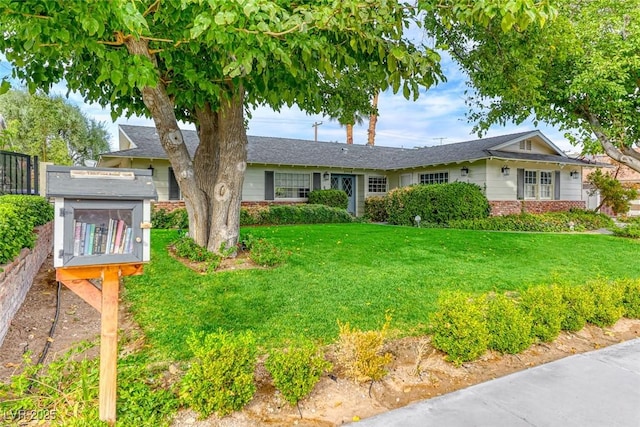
<box><xmin>490</xmin><ymin>200</ymin><xmax>587</xmax><ymax>216</ymax></box>
<box><xmin>152</xmin><ymin>200</ymin><xmax>304</xmax><ymax>212</ymax></box>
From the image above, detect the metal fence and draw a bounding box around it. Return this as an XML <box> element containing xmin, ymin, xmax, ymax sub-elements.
<box><xmin>0</xmin><ymin>150</ymin><xmax>39</xmax><ymax>195</ymax></box>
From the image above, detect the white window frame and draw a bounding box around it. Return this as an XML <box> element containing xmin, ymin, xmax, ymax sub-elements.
<box><xmin>419</xmin><ymin>171</ymin><xmax>449</xmax><ymax>185</ymax></box>
<box><xmin>274</xmin><ymin>172</ymin><xmax>311</xmax><ymax>199</ymax></box>
<box><xmin>524</xmin><ymin>169</ymin><xmax>554</xmax><ymax>200</ymax></box>
<box><xmin>367</xmin><ymin>176</ymin><xmax>388</xmax><ymax>193</ymax></box>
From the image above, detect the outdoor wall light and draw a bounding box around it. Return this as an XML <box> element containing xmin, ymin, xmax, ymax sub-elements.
<box><xmin>147</xmin><ymin>164</ymin><xmax>155</xmax><ymax>176</ymax></box>
<box><xmin>323</xmin><ymin>171</ymin><xmax>330</xmax><ymax>180</ymax></box>
<box><xmin>570</xmin><ymin>171</ymin><xmax>579</xmax><ymax>179</ymax></box>
<box><xmin>501</xmin><ymin>165</ymin><xmax>511</xmax><ymax>176</ymax></box>
<box><xmin>460</xmin><ymin>166</ymin><xmax>469</xmax><ymax>177</ymax></box>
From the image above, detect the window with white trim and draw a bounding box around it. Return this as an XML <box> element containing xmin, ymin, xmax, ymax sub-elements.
<box><xmin>274</xmin><ymin>172</ymin><xmax>310</xmax><ymax>199</ymax></box>
<box><xmin>419</xmin><ymin>172</ymin><xmax>448</xmax><ymax>185</ymax></box>
<box><xmin>368</xmin><ymin>176</ymin><xmax>387</xmax><ymax>193</ymax></box>
<box><xmin>525</xmin><ymin>169</ymin><xmax>554</xmax><ymax>199</ymax></box>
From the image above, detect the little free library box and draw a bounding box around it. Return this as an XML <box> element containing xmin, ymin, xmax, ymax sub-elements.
<box><xmin>47</xmin><ymin>166</ymin><xmax>158</xmax><ymax>268</ymax></box>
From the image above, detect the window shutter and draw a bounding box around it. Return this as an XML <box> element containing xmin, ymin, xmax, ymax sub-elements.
<box><xmin>264</xmin><ymin>171</ymin><xmax>274</xmax><ymax>200</ymax></box>
<box><xmin>168</xmin><ymin>167</ymin><xmax>180</xmax><ymax>200</ymax></box>
<box><xmin>517</xmin><ymin>168</ymin><xmax>525</xmax><ymax>200</ymax></box>
<box><xmin>554</xmin><ymin>171</ymin><xmax>561</xmax><ymax>200</ymax></box>
<box><xmin>313</xmin><ymin>172</ymin><xmax>321</xmax><ymax>191</ymax></box>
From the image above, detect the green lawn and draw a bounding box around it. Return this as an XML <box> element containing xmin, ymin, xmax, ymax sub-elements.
<box><xmin>123</xmin><ymin>223</ymin><xmax>640</xmax><ymax>359</ymax></box>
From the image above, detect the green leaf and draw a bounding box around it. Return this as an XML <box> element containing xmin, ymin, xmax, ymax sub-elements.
<box><xmin>111</xmin><ymin>69</ymin><xmax>123</xmax><ymax>86</ymax></box>
<box><xmin>191</xmin><ymin>14</ymin><xmax>212</xmax><ymax>39</ymax></box>
<box><xmin>0</xmin><ymin>79</ymin><xmax>11</xmax><ymax>95</ymax></box>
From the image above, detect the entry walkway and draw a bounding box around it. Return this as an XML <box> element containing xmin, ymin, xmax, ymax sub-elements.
<box><xmin>354</xmin><ymin>338</ymin><xmax>640</xmax><ymax>427</ymax></box>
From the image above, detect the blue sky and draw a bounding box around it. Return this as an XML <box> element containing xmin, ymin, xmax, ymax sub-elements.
<box><xmin>1</xmin><ymin>54</ymin><xmax>576</xmax><ymax>153</ymax></box>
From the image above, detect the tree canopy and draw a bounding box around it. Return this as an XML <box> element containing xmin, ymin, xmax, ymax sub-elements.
<box><xmin>0</xmin><ymin>89</ymin><xmax>110</xmax><ymax>164</ymax></box>
<box><xmin>0</xmin><ymin>0</ymin><xmax>555</xmax><ymax>253</ymax></box>
<box><xmin>425</xmin><ymin>0</ymin><xmax>640</xmax><ymax>171</ymax></box>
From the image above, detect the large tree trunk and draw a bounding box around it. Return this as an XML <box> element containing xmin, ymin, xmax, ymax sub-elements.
<box><xmin>194</xmin><ymin>95</ymin><xmax>247</xmax><ymax>253</ymax></box>
<box><xmin>125</xmin><ymin>37</ymin><xmax>246</xmax><ymax>253</ymax></box>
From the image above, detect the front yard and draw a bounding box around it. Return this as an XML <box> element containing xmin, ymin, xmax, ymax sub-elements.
<box><xmin>124</xmin><ymin>223</ymin><xmax>640</xmax><ymax>359</ymax></box>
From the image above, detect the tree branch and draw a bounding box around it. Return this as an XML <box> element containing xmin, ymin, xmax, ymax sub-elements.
<box><xmin>585</xmin><ymin>112</ymin><xmax>640</xmax><ymax>173</ymax></box>
<box><xmin>237</xmin><ymin>24</ymin><xmax>302</xmax><ymax>37</ymax></box>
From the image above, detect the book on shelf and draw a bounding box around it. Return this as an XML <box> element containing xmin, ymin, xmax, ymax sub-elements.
<box><xmin>79</xmin><ymin>222</ymin><xmax>87</xmax><ymax>255</ymax></box>
<box><xmin>114</xmin><ymin>220</ymin><xmax>125</xmax><ymax>254</ymax></box>
<box><xmin>73</xmin><ymin>220</ymin><xmax>81</xmax><ymax>256</ymax></box>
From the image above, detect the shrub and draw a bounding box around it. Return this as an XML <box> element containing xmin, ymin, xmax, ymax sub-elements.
<box><xmin>151</xmin><ymin>207</ymin><xmax>188</xmax><ymax>229</ymax></box>
<box><xmin>0</xmin><ymin>195</ymin><xmax>54</xmax><ymax>226</ymax></box>
<box><xmin>265</xmin><ymin>340</ymin><xmax>332</xmax><ymax>407</ymax></box>
<box><xmin>560</xmin><ymin>285</ymin><xmax>595</xmax><ymax>332</ymax></box>
<box><xmin>585</xmin><ymin>279</ymin><xmax>625</xmax><ymax>327</ymax></box>
<box><xmin>172</xmin><ymin>236</ymin><xmax>221</xmax><ymax>270</ymax></box>
<box><xmin>386</xmin><ymin>182</ymin><xmax>490</xmax><ymax>226</ymax></box>
<box><xmin>450</xmin><ymin>210</ymin><xmax>613</xmax><ymax>232</ymax></box>
<box><xmin>364</xmin><ymin>196</ymin><xmax>388</xmax><ymax>222</ymax></box>
<box><xmin>336</xmin><ymin>315</ymin><xmax>393</xmax><ymax>383</ymax></box>
<box><xmin>180</xmin><ymin>331</ymin><xmax>257</xmax><ymax>418</ymax></box>
<box><xmin>242</xmin><ymin>235</ymin><xmax>287</xmax><ymax>267</ymax></box>
<box><xmin>485</xmin><ymin>293</ymin><xmax>533</xmax><ymax>354</ymax></box>
<box><xmin>620</xmin><ymin>279</ymin><xmax>640</xmax><ymax>319</ymax></box>
<box><xmin>0</xmin><ymin>204</ymin><xmax>35</xmax><ymax>264</ymax></box>
<box><xmin>257</xmin><ymin>204</ymin><xmax>353</xmax><ymax>225</ymax></box>
<box><xmin>520</xmin><ymin>285</ymin><xmax>565</xmax><ymax>342</ymax></box>
<box><xmin>430</xmin><ymin>292</ymin><xmax>489</xmax><ymax>365</ymax></box>
<box><xmin>308</xmin><ymin>189</ymin><xmax>348</xmax><ymax>209</ymax></box>
<box><xmin>612</xmin><ymin>224</ymin><xmax>640</xmax><ymax>239</ymax></box>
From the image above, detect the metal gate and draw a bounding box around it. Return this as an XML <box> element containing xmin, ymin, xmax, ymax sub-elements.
<box><xmin>0</xmin><ymin>151</ymin><xmax>39</xmax><ymax>195</ymax></box>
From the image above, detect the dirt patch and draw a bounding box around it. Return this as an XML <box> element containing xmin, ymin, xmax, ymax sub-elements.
<box><xmin>0</xmin><ymin>256</ymin><xmax>138</xmax><ymax>382</ymax></box>
<box><xmin>2</xmin><ymin>257</ymin><xmax>639</xmax><ymax>426</ymax></box>
<box><xmin>167</xmin><ymin>246</ymin><xmax>262</xmax><ymax>274</ymax></box>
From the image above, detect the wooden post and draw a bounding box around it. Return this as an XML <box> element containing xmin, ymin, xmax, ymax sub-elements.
<box><xmin>99</xmin><ymin>266</ymin><xmax>120</xmax><ymax>424</ymax></box>
<box><xmin>56</xmin><ymin>263</ymin><xmax>143</xmax><ymax>424</ymax></box>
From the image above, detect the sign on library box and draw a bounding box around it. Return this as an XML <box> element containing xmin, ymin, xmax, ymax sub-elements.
<box><xmin>47</xmin><ymin>166</ymin><xmax>158</xmax><ymax>268</ymax></box>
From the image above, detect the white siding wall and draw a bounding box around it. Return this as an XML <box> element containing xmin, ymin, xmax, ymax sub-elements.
<box><xmin>485</xmin><ymin>159</ymin><xmax>583</xmax><ymax>201</ymax></box>
<box><xmin>499</xmin><ymin>137</ymin><xmax>556</xmax><ymax>155</ymax></box>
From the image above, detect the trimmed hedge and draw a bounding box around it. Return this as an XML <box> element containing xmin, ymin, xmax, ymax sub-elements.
<box><xmin>0</xmin><ymin>204</ymin><xmax>36</xmax><ymax>264</ymax></box>
<box><xmin>364</xmin><ymin>196</ymin><xmax>388</xmax><ymax>222</ymax></box>
<box><xmin>256</xmin><ymin>204</ymin><xmax>352</xmax><ymax>225</ymax></box>
<box><xmin>0</xmin><ymin>195</ymin><xmax>54</xmax><ymax>227</ymax></box>
<box><xmin>308</xmin><ymin>189</ymin><xmax>348</xmax><ymax>210</ymax></box>
<box><xmin>449</xmin><ymin>210</ymin><xmax>613</xmax><ymax>232</ymax></box>
<box><xmin>386</xmin><ymin>182</ymin><xmax>490</xmax><ymax>226</ymax></box>
<box><xmin>152</xmin><ymin>204</ymin><xmax>352</xmax><ymax>229</ymax></box>
<box><xmin>151</xmin><ymin>207</ymin><xmax>189</xmax><ymax>229</ymax></box>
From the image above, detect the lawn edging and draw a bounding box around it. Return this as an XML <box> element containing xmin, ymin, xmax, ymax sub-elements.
<box><xmin>0</xmin><ymin>221</ymin><xmax>53</xmax><ymax>346</ymax></box>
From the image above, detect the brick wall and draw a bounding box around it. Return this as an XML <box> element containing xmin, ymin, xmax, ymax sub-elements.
<box><xmin>152</xmin><ymin>200</ymin><xmax>305</xmax><ymax>212</ymax></box>
<box><xmin>0</xmin><ymin>222</ymin><xmax>53</xmax><ymax>346</ymax></box>
<box><xmin>490</xmin><ymin>200</ymin><xmax>587</xmax><ymax>216</ymax></box>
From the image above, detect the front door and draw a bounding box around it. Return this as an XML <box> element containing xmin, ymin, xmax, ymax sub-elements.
<box><xmin>331</xmin><ymin>174</ymin><xmax>356</xmax><ymax>215</ymax></box>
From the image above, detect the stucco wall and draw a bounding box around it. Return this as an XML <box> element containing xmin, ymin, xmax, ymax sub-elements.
<box><xmin>0</xmin><ymin>222</ymin><xmax>53</xmax><ymax>346</ymax></box>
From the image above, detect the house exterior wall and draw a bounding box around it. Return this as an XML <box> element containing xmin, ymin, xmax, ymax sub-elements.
<box><xmin>499</xmin><ymin>137</ymin><xmax>556</xmax><ymax>155</ymax></box>
<box><xmin>485</xmin><ymin>159</ymin><xmax>583</xmax><ymax>201</ymax></box>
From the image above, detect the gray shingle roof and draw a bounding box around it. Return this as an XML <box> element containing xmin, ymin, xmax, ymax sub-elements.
<box><xmin>104</xmin><ymin>125</ymin><xmax>593</xmax><ymax>170</ymax></box>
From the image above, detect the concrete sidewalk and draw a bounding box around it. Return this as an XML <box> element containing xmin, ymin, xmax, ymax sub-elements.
<box><xmin>354</xmin><ymin>338</ymin><xmax>640</xmax><ymax>427</ymax></box>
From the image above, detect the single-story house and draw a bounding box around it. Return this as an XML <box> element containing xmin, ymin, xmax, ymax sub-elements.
<box><xmin>98</xmin><ymin>125</ymin><xmax>597</xmax><ymax>216</ymax></box>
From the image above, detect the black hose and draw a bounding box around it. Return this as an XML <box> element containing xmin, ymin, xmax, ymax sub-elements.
<box><xmin>27</xmin><ymin>280</ymin><xmax>62</xmax><ymax>392</ymax></box>
<box><xmin>36</xmin><ymin>280</ymin><xmax>62</xmax><ymax>366</ymax></box>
